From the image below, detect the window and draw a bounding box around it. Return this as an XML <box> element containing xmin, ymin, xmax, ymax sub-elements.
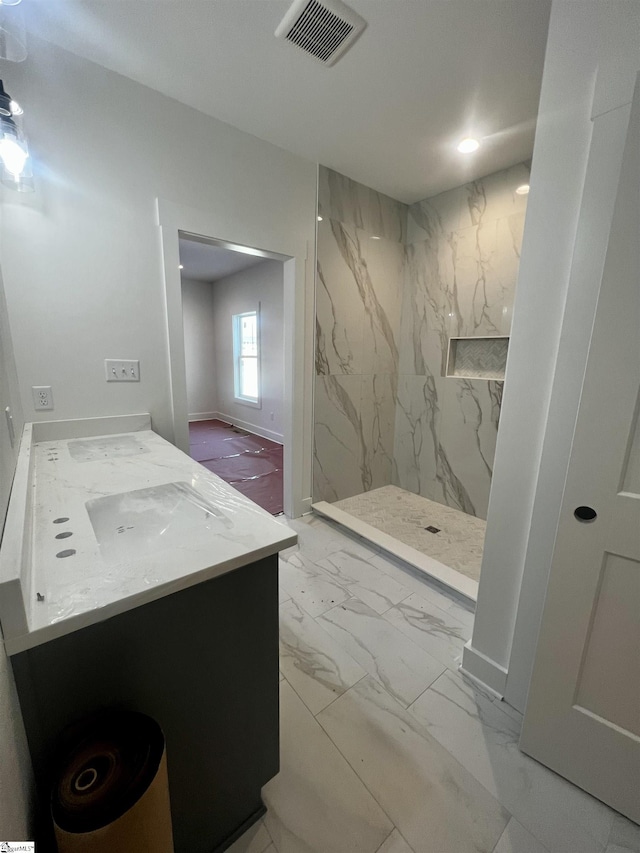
<box><xmin>233</xmin><ymin>309</ymin><xmax>260</xmax><ymax>406</ymax></box>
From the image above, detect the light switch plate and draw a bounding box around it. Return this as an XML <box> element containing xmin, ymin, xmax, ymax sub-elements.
<box><xmin>105</xmin><ymin>359</ymin><xmax>140</xmax><ymax>382</ymax></box>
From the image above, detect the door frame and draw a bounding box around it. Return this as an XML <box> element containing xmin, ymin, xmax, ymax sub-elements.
<box><xmin>156</xmin><ymin>197</ymin><xmax>312</xmax><ymax>519</ymax></box>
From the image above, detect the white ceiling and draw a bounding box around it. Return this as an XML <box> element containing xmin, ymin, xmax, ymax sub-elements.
<box><xmin>24</xmin><ymin>0</ymin><xmax>551</xmax><ymax>203</ymax></box>
<box><xmin>179</xmin><ymin>238</ymin><xmax>267</xmax><ymax>282</ymax></box>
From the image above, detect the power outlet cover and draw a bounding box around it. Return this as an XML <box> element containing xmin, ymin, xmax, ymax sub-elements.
<box><xmin>32</xmin><ymin>386</ymin><xmax>54</xmax><ymax>410</ymax></box>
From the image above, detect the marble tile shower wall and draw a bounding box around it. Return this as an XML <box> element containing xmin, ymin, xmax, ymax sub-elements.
<box><xmin>313</xmin><ymin>164</ymin><xmax>529</xmax><ymax>519</ymax></box>
<box><xmin>394</xmin><ymin>163</ymin><xmax>530</xmax><ymax>518</ymax></box>
<box><xmin>314</xmin><ymin>167</ymin><xmax>407</xmax><ymax>502</ymax></box>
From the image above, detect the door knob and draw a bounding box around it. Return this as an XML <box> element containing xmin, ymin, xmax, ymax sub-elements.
<box><xmin>574</xmin><ymin>506</ymin><xmax>597</xmax><ymax>522</ymax></box>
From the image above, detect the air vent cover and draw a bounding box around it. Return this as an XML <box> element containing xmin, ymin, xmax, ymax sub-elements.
<box><xmin>275</xmin><ymin>0</ymin><xmax>367</xmax><ymax>66</ymax></box>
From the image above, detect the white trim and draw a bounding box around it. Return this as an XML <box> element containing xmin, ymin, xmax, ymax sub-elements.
<box><xmin>188</xmin><ymin>412</ymin><xmax>219</xmax><ymax>422</ymax></box>
<box><xmin>232</xmin><ymin>308</ymin><xmax>261</xmax><ymax>407</ymax></box>
<box><xmin>312</xmin><ymin>500</ymin><xmax>477</xmax><ymax>604</ymax></box>
<box><xmin>461</xmin><ymin>641</ymin><xmax>508</xmax><ymax>698</ymax></box>
<box><xmin>156</xmin><ymin>197</ymin><xmax>310</xmax><ymax>518</ymax></box>
<box><xmin>299</xmin><ymin>496</ymin><xmax>313</xmax><ymax>515</ymax></box>
<box><xmin>209</xmin><ymin>411</ymin><xmax>283</xmax><ymax>445</ymax></box>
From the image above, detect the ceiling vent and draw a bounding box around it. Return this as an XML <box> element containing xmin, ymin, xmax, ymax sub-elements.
<box><xmin>275</xmin><ymin>0</ymin><xmax>367</xmax><ymax>67</ymax></box>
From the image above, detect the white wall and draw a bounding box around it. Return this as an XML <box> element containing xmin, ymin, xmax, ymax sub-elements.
<box><xmin>0</xmin><ymin>263</ymin><xmax>32</xmax><ymax>838</ymax></box>
<box><xmin>212</xmin><ymin>259</ymin><xmax>284</xmax><ymax>441</ymax></box>
<box><xmin>181</xmin><ymin>278</ymin><xmax>217</xmax><ymax>418</ymax></box>
<box><xmin>0</xmin><ymin>36</ymin><xmax>316</xmax><ymax>504</ymax></box>
<box><xmin>462</xmin><ymin>0</ymin><xmax>640</xmax><ymax>707</ymax></box>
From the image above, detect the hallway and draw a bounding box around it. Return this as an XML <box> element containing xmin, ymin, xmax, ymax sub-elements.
<box><xmin>229</xmin><ymin>514</ymin><xmax>636</xmax><ymax>853</ymax></box>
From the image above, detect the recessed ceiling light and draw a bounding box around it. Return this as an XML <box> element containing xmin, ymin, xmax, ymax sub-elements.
<box><xmin>317</xmin><ymin>216</ymin><xmax>323</xmax><ymax>221</ymax></box>
<box><xmin>515</xmin><ymin>184</ymin><xmax>530</xmax><ymax>195</ymax></box>
<box><xmin>178</xmin><ymin>264</ymin><xmax>184</xmax><ymax>270</ymax></box>
<box><xmin>457</xmin><ymin>137</ymin><xmax>480</xmax><ymax>154</ymax></box>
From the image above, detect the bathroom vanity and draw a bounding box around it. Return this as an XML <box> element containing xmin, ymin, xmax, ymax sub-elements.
<box><xmin>0</xmin><ymin>414</ymin><xmax>296</xmax><ymax>852</ymax></box>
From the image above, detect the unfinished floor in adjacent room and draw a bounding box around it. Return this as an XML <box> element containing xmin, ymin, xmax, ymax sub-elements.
<box><xmin>188</xmin><ymin>419</ymin><xmax>283</xmax><ymax>515</ymax></box>
<box><xmin>333</xmin><ymin>485</ymin><xmax>486</xmax><ymax>582</ymax></box>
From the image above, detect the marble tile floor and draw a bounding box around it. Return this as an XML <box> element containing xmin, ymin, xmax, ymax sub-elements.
<box><xmin>228</xmin><ymin>513</ymin><xmax>635</xmax><ymax>853</ymax></box>
<box><xmin>333</xmin><ymin>485</ymin><xmax>486</xmax><ymax>581</ymax></box>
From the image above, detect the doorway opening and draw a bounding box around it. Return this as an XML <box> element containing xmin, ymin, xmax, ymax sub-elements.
<box><xmin>179</xmin><ymin>234</ymin><xmax>286</xmax><ymax>515</ymax></box>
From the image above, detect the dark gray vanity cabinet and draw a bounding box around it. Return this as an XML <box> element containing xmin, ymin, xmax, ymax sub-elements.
<box><xmin>11</xmin><ymin>554</ymin><xmax>280</xmax><ymax>853</ymax></box>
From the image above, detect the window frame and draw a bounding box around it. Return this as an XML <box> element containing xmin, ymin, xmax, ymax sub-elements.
<box><xmin>232</xmin><ymin>307</ymin><xmax>261</xmax><ymax>408</ymax></box>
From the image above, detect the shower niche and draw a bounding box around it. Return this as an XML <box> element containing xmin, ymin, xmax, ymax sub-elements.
<box><xmin>445</xmin><ymin>336</ymin><xmax>510</xmax><ymax>381</ymax></box>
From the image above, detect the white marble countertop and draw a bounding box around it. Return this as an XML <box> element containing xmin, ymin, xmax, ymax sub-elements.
<box><xmin>0</xmin><ymin>417</ymin><xmax>296</xmax><ymax>654</ymax></box>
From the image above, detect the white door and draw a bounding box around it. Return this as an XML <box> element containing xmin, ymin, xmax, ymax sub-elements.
<box><xmin>520</xmin><ymin>76</ymin><xmax>640</xmax><ymax>822</ymax></box>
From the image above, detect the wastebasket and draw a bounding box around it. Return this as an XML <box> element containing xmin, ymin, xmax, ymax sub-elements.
<box><xmin>51</xmin><ymin>710</ymin><xmax>174</xmax><ymax>853</ymax></box>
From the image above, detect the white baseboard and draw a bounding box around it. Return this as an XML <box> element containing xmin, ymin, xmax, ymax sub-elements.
<box><xmin>460</xmin><ymin>642</ymin><xmax>508</xmax><ymax>698</ymax></box>
<box><xmin>188</xmin><ymin>412</ymin><xmax>220</xmax><ymax>422</ymax></box>
<box><xmin>212</xmin><ymin>411</ymin><xmax>284</xmax><ymax>445</ymax></box>
<box><xmin>297</xmin><ymin>497</ymin><xmax>313</xmax><ymax>517</ymax></box>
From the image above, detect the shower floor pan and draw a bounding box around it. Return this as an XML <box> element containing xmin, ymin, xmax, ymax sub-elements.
<box><xmin>313</xmin><ymin>485</ymin><xmax>485</xmax><ymax>603</ymax></box>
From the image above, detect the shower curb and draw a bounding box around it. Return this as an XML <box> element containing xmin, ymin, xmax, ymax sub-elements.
<box><xmin>311</xmin><ymin>501</ymin><xmax>478</xmax><ymax>604</ymax></box>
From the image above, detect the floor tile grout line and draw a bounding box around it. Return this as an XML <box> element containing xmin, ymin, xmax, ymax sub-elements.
<box><xmin>277</xmin><ymin>672</ymin><xmax>398</xmax><ymax>842</ymax></box>
<box><xmin>278</xmin><ymin>612</ymin><xmax>368</xmax><ymax>713</ymax></box>
<box><xmin>375</xmin><ymin>590</ymin><xmax>414</xmax><ymax>617</ymax></box>
<box><xmin>374</xmin><ymin>827</ymin><xmax>397</xmax><ymax>853</ymax></box>
<box><xmin>386</xmin><ymin>586</ymin><xmax>471</xmax><ymax>629</ymax></box>
<box><xmin>315</xmin><ymin>594</ymin><xmax>460</xmax><ymax>687</ymax></box>
<box><xmin>375</xmin><ymin>826</ymin><xmax>416</xmax><ymax>853</ymax></box>
<box><xmin>407</xmin><ymin>663</ymin><xmax>449</xmax><ymax>712</ymax></box>
<box><xmin>258</xmin><ymin>822</ymin><xmax>275</xmax><ymax>853</ymax></box>
<box><xmin>312</xmin><ymin>682</ymin><xmax>401</xmax><ymax>837</ymax></box>
<box><xmin>377</xmin><ymin>601</ymin><xmax>469</xmax><ymax>658</ymax></box>
<box><xmin>312</xmin><ymin>672</ymin><xmax>368</xmax><ymax>719</ymax></box>
<box><xmin>405</xmin><ymin>668</ymin><xmax>455</xmax><ymax>718</ymax></box>
<box><xmin>315</xmin><ymin>675</ymin><xmax>514</xmax><ymax>848</ymax></box>
<box><xmin>280</xmin><ymin>596</ymin><xmax>367</xmax><ymax>671</ymax></box>
<box><xmin>369</xmin><ymin>550</ymin><xmax>477</xmax><ymax>612</ymax></box>
<box><xmin>490</xmin><ymin>818</ymin><xmax>553</xmax><ymax>853</ymax></box>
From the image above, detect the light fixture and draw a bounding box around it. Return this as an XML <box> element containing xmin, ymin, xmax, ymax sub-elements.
<box><xmin>0</xmin><ymin>4</ymin><xmax>27</xmax><ymax>61</ymax></box>
<box><xmin>0</xmin><ymin>79</ymin><xmax>33</xmax><ymax>191</ymax></box>
<box><xmin>457</xmin><ymin>137</ymin><xmax>480</xmax><ymax>154</ymax></box>
<box><xmin>317</xmin><ymin>216</ymin><xmax>323</xmax><ymax>221</ymax></box>
<box><xmin>178</xmin><ymin>264</ymin><xmax>184</xmax><ymax>270</ymax></box>
<box><xmin>0</xmin><ymin>80</ymin><xmax>12</xmax><ymax>116</ymax></box>
<box><xmin>1</xmin><ymin>150</ymin><xmax>32</xmax><ymax>191</ymax></box>
<box><xmin>515</xmin><ymin>183</ymin><xmax>530</xmax><ymax>195</ymax></box>
<box><xmin>0</xmin><ymin>118</ymin><xmax>27</xmax><ymax>176</ymax></box>
<box><xmin>9</xmin><ymin>99</ymin><xmax>22</xmax><ymax>116</ymax></box>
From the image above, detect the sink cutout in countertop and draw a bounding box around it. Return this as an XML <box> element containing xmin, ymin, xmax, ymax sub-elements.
<box><xmin>68</xmin><ymin>434</ymin><xmax>150</xmax><ymax>462</ymax></box>
<box><xmin>86</xmin><ymin>482</ymin><xmax>232</xmax><ymax>564</ymax></box>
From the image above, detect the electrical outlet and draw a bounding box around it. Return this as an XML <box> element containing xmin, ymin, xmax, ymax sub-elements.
<box><xmin>32</xmin><ymin>385</ymin><xmax>54</xmax><ymax>410</ymax></box>
<box><xmin>105</xmin><ymin>359</ymin><xmax>140</xmax><ymax>382</ymax></box>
